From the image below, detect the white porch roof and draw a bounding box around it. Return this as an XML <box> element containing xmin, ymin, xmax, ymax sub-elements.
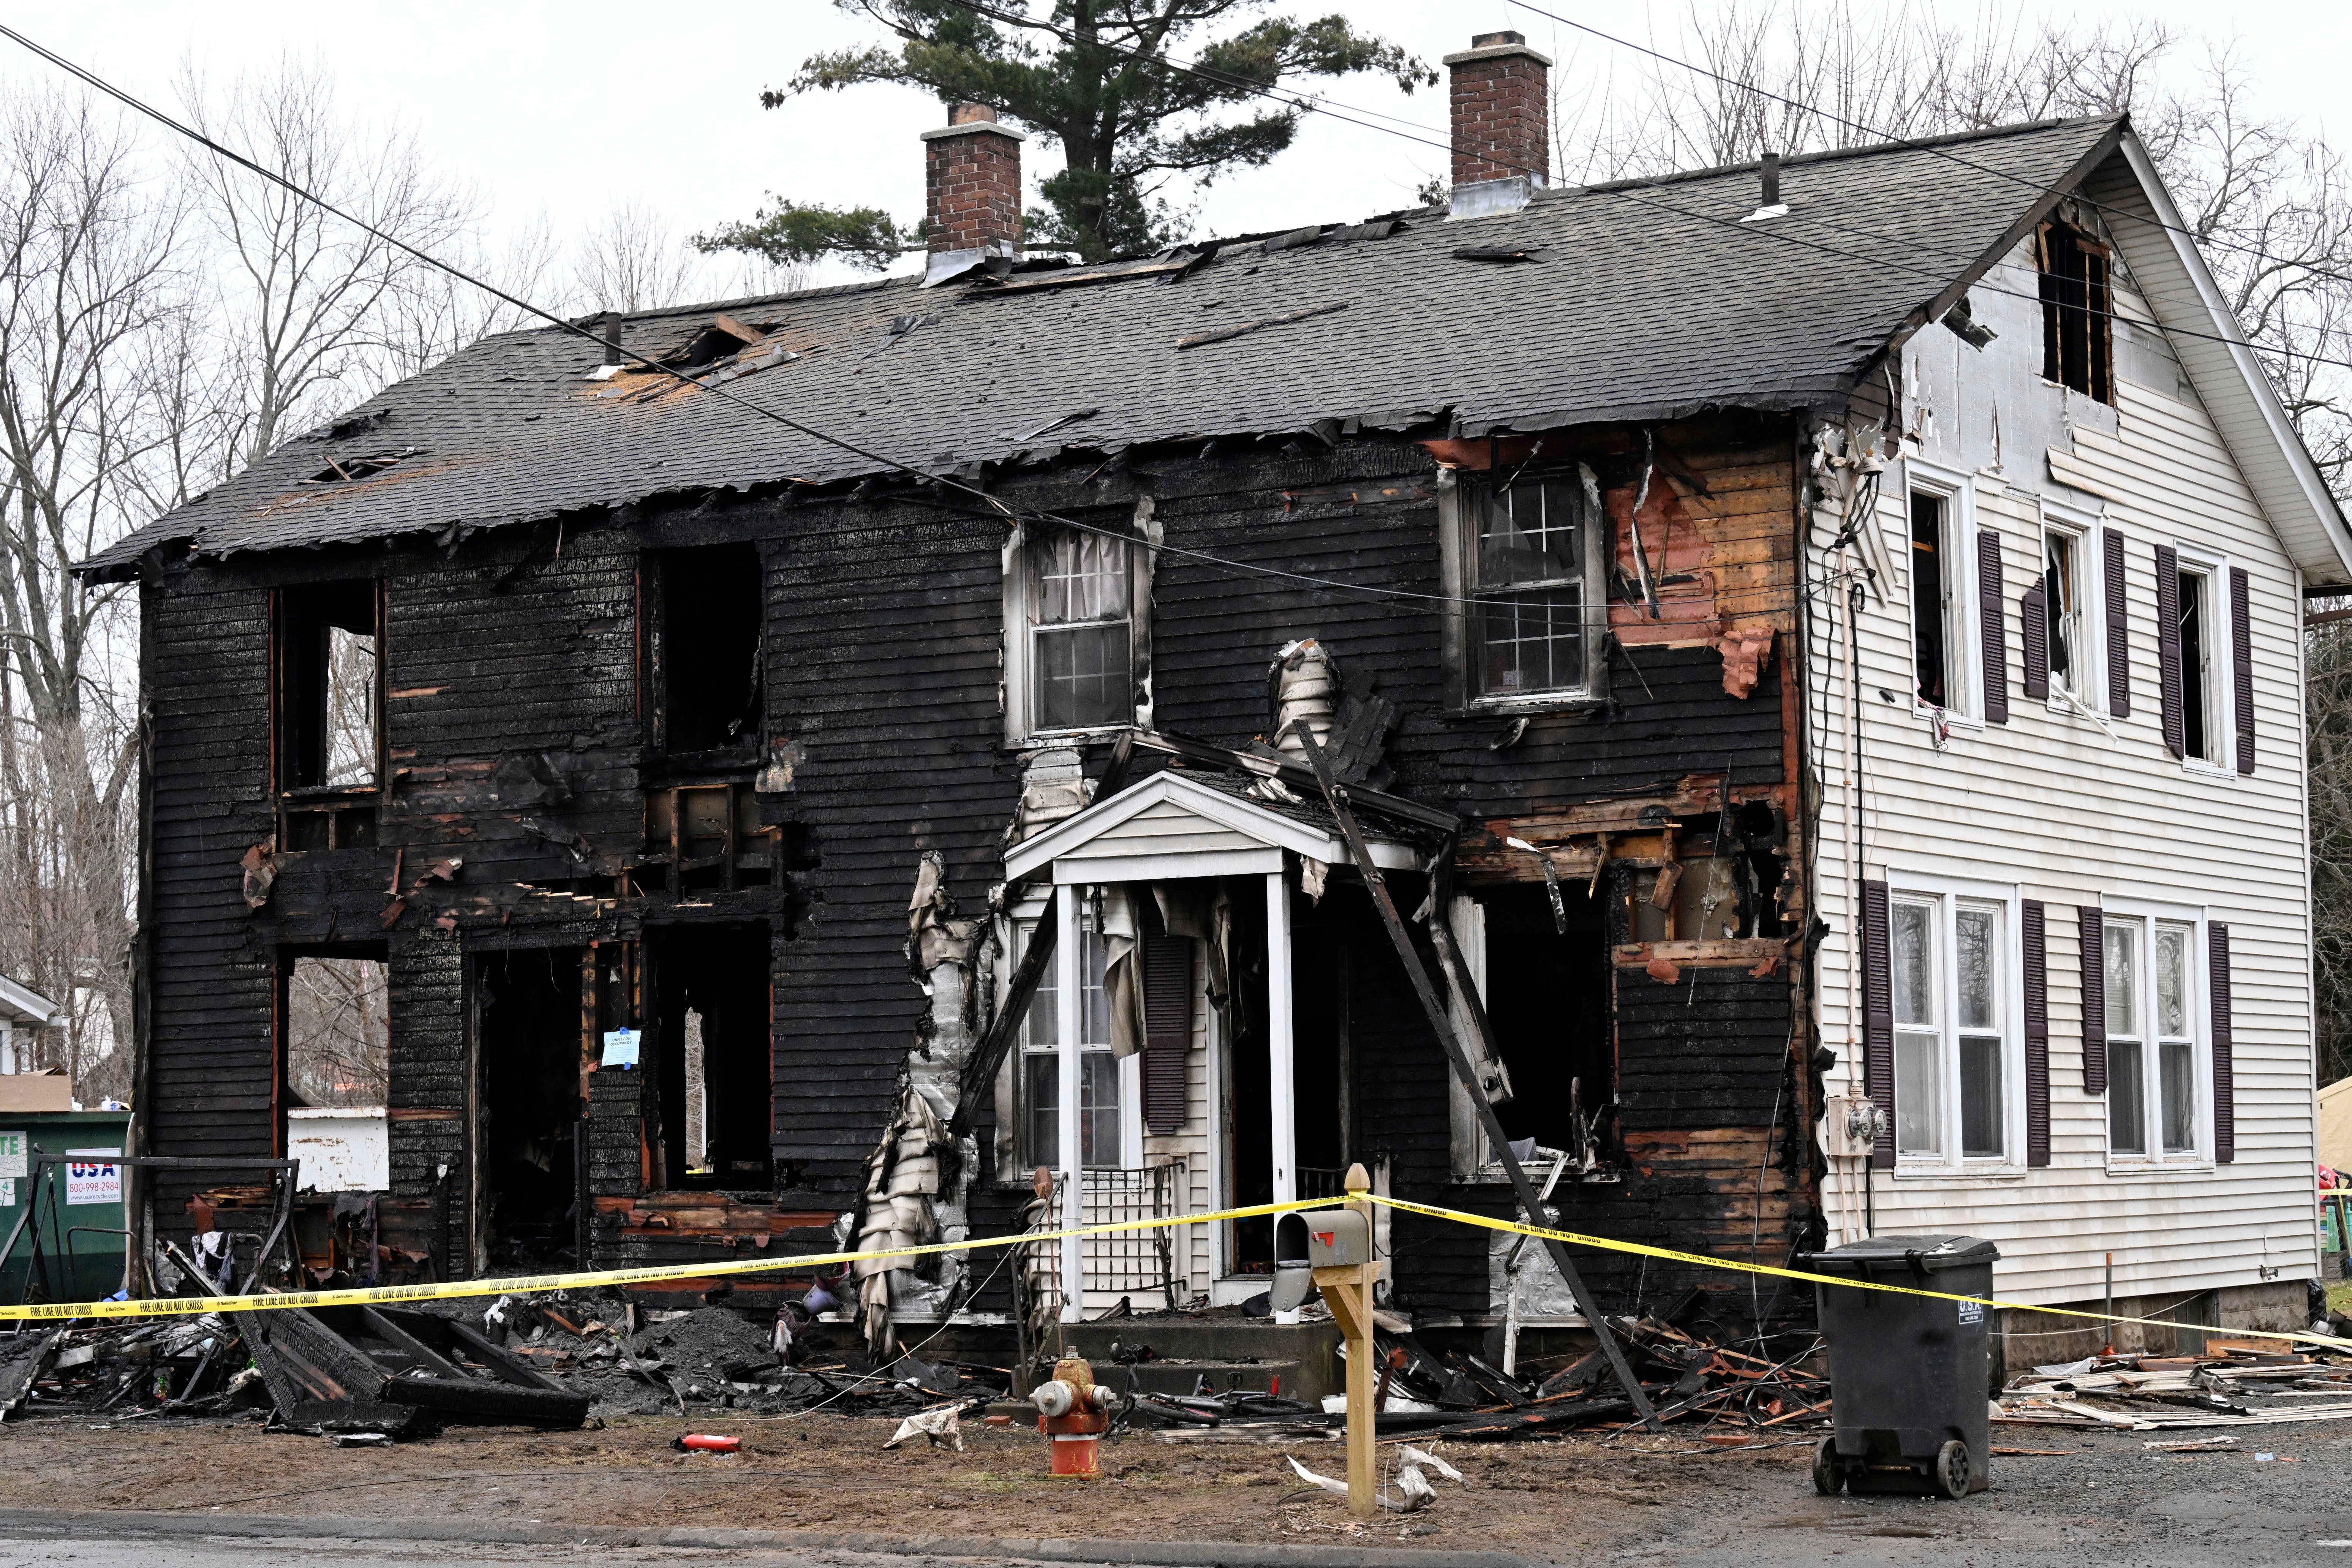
<box><xmin>1004</xmin><ymin>768</ymin><xmax>1419</xmax><ymax>886</ymax></box>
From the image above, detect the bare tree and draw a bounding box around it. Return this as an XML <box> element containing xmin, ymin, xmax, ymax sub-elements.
<box><xmin>285</xmin><ymin>955</ymin><xmax>389</xmax><ymax>1108</ymax></box>
<box><xmin>0</xmin><ymin>87</ymin><xmax>190</xmax><ymax>1105</ymax></box>
<box><xmin>176</xmin><ymin>57</ymin><xmax>476</xmax><ymax>467</ymax></box>
<box><xmin>573</xmin><ymin>203</ymin><xmax>697</xmax><ymax>315</ymax></box>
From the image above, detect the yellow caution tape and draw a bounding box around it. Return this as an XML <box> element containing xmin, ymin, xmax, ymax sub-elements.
<box><xmin>6</xmin><ymin>1188</ymin><xmax>2344</xmax><ymax>1358</ymax></box>
<box><xmin>0</xmin><ymin>1197</ymin><xmax>1328</xmax><ymax>1321</ymax></box>
<box><xmin>1372</xmin><ymin>1194</ymin><xmax>2352</xmax><ymax>1355</ymax></box>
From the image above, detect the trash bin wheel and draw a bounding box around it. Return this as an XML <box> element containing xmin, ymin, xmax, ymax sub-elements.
<box><xmin>1933</xmin><ymin>1439</ymin><xmax>1971</xmax><ymax>1500</ymax></box>
<box><xmin>1811</xmin><ymin>1438</ymin><xmax>1841</xmax><ymax>1495</ymax></box>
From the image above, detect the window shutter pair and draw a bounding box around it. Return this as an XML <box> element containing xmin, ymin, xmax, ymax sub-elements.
<box><xmin>1980</xmin><ymin>530</ymin><xmax>2010</xmax><ymax>723</ymax></box>
<box><xmin>1140</xmin><ymin>929</ymin><xmax>1192</xmax><ymax>1135</ymax></box>
<box><xmin>2076</xmin><ymin>909</ymin><xmax>2235</xmax><ymax>1159</ymax></box>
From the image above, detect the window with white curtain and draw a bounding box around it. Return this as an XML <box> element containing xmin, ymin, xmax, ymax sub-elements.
<box><xmin>1007</xmin><ymin>525</ymin><xmax>1142</xmax><ymax>739</ymax></box>
<box><xmin>2105</xmin><ymin>913</ymin><xmax>2203</xmax><ymax>1162</ymax></box>
<box><xmin>1892</xmin><ymin>888</ymin><xmax>2012</xmax><ymax>1165</ymax></box>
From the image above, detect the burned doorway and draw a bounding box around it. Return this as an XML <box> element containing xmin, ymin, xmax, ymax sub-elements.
<box><xmin>648</xmin><ymin>923</ymin><xmax>773</xmax><ymax>1190</ymax></box>
<box><xmin>477</xmin><ymin>947</ymin><xmax>585</xmax><ymax>1268</ymax></box>
<box><xmin>1477</xmin><ymin>884</ymin><xmax>1612</xmax><ymax>1161</ymax></box>
<box><xmin>1223</xmin><ymin>878</ymin><xmax>1352</xmax><ymax>1275</ymax></box>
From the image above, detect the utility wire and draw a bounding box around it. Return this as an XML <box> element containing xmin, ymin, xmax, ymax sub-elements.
<box><xmin>1504</xmin><ymin>0</ymin><xmax>2352</xmax><ymax>297</ymax></box>
<box><xmin>920</xmin><ymin>0</ymin><xmax>2352</xmax><ymax>376</ymax></box>
<box><xmin>0</xmin><ymin>24</ymin><xmax>1528</xmax><ymax>618</ymax></box>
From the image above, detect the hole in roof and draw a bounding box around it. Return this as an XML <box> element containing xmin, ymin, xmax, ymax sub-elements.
<box><xmin>308</xmin><ymin>450</ymin><xmax>418</xmax><ymax>485</ymax></box>
<box><xmin>667</xmin><ymin>321</ymin><xmax>776</xmax><ymax>370</ymax></box>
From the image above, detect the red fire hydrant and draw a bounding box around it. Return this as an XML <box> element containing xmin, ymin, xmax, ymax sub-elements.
<box><xmin>1030</xmin><ymin>1355</ymin><xmax>1111</xmax><ymax>1477</ymax></box>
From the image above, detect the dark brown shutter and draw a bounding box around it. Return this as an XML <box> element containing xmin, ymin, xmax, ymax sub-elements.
<box><xmin>1979</xmin><ymin>528</ymin><xmax>2009</xmax><ymax>722</ymax></box>
<box><xmin>2023</xmin><ymin>899</ymin><xmax>2050</xmax><ymax>1166</ymax></box>
<box><xmin>2021</xmin><ymin>580</ymin><xmax>2050</xmax><ymax>701</ymax></box>
<box><xmin>2103</xmin><ymin>528</ymin><xmax>2131</xmax><ymax>718</ymax></box>
<box><xmin>1141</xmin><ymin>931</ymin><xmax>1192</xmax><ymax>1135</ymax></box>
<box><xmin>2155</xmin><ymin>543</ymin><xmax>2184</xmax><ymax>759</ymax></box>
<box><xmin>1861</xmin><ymin>879</ymin><xmax>1895</xmax><ymax>1169</ymax></box>
<box><xmin>2210</xmin><ymin>922</ymin><xmax>2234</xmax><ymax>1164</ymax></box>
<box><xmin>2079</xmin><ymin>908</ymin><xmax>2106</xmax><ymax>1095</ymax></box>
<box><xmin>2230</xmin><ymin>567</ymin><xmax>2255</xmax><ymax>775</ymax></box>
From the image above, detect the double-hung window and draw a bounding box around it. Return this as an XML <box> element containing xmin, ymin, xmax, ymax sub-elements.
<box><xmin>1021</xmin><ymin>921</ymin><xmax>1124</xmax><ymax>1168</ymax></box>
<box><xmin>1891</xmin><ymin>887</ymin><xmax>2013</xmax><ymax>1165</ymax></box>
<box><xmin>2174</xmin><ymin>559</ymin><xmax>2222</xmax><ymax>765</ymax></box>
<box><xmin>2104</xmin><ymin>913</ymin><xmax>2203</xmax><ymax>1163</ymax></box>
<box><xmin>1442</xmin><ymin>469</ymin><xmax>1608</xmax><ymax>710</ymax></box>
<box><xmin>1005</xmin><ymin>517</ymin><xmax>1151</xmax><ymax>741</ymax></box>
<box><xmin>2043</xmin><ymin>525</ymin><xmax>2085</xmax><ymax>700</ymax></box>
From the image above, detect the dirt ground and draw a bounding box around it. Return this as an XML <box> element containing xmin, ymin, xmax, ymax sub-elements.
<box><xmin>11</xmin><ymin>1408</ymin><xmax>2352</xmax><ymax>1564</ymax></box>
<box><xmin>0</xmin><ymin>1409</ymin><xmax>1810</xmax><ymax>1557</ymax></box>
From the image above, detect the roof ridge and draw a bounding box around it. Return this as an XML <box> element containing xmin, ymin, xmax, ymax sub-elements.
<box><xmin>1569</xmin><ymin>112</ymin><xmax>2126</xmax><ymax>199</ymax></box>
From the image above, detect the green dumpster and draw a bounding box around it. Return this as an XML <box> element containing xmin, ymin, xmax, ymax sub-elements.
<box><xmin>0</xmin><ymin>1110</ymin><xmax>133</xmax><ymax>1304</ymax></box>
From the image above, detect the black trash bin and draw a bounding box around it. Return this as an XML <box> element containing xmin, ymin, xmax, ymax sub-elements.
<box><xmin>1804</xmin><ymin>1233</ymin><xmax>2000</xmax><ymax>1499</ymax></box>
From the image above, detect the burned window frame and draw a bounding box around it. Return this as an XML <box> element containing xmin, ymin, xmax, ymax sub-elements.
<box><xmin>271</xmin><ymin>577</ymin><xmax>386</xmax><ymax>852</ymax></box>
<box><xmin>2037</xmin><ymin>215</ymin><xmax>2113</xmax><ymax>405</ymax></box>
<box><xmin>643</xmin><ymin>540</ymin><xmax>767</xmax><ymax>765</ymax></box>
<box><xmin>1438</xmin><ymin>466</ymin><xmax>1610</xmax><ymax>714</ymax></box>
<box><xmin>1002</xmin><ymin>504</ymin><xmax>1155</xmax><ymax>746</ymax></box>
<box><xmin>276</xmin><ymin>941</ymin><xmax>392</xmax><ymax>1152</ymax></box>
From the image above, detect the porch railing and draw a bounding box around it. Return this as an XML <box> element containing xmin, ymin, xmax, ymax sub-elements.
<box><xmin>1029</xmin><ymin>1161</ymin><xmax>1187</xmax><ymax>1312</ymax></box>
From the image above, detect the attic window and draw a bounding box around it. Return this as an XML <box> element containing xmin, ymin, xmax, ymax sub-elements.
<box><xmin>308</xmin><ymin>450</ymin><xmax>415</xmax><ymax>485</ymax></box>
<box><xmin>2038</xmin><ymin>218</ymin><xmax>2112</xmax><ymax>403</ymax></box>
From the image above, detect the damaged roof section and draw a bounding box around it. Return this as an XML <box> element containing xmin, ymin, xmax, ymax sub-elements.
<box><xmin>83</xmin><ymin>117</ymin><xmax>2126</xmax><ymax>577</ymax></box>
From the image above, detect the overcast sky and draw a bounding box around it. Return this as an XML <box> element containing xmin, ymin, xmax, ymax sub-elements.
<box><xmin>11</xmin><ymin>1</ymin><xmax>2349</xmax><ymax>302</ymax></box>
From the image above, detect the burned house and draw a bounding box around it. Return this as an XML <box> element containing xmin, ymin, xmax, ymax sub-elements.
<box><xmin>86</xmin><ymin>34</ymin><xmax>2349</xmax><ymax>1370</ymax></box>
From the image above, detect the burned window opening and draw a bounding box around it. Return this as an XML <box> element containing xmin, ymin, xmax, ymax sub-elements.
<box><xmin>2178</xmin><ymin>562</ymin><xmax>2216</xmax><ymax>762</ymax></box>
<box><xmin>479</xmin><ymin>947</ymin><xmax>586</xmax><ymax>1270</ymax></box>
<box><xmin>2038</xmin><ymin>218</ymin><xmax>2112</xmax><ymax>403</ymax></box>
<box><xmin>275</xmin><ymin>579</ymin><xmax>382</xmax><ymax>814</ymax></box>
<box><xmin>650</xmin><ymin>923</ymin><xmax>773</xmax><ymax>1191</ymax></box>
<box><xmin>283</xmin><ymin>949</ymin><xmax>389</xmax><ymax>1113</ymax></box>
<box><xmin>651</xmin><ymin>542</ymin><xmax>764</xmax><ymax>761</ymax></box>
<box><xmin>1481</xmin><ymin>884</ymin><xmax>1612</xmax><ymax>1155</ymax></box>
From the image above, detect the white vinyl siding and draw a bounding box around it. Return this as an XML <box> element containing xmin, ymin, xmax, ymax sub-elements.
<box><xmin>1812</xmin><ymin>234</ymin><xmax>2316</xmax><ymax>1308</ymax></box>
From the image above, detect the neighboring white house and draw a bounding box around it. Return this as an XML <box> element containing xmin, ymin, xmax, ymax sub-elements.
<box><xmin>1809</xmin><ymin>134</ymin><xmax>2351</xmax><ymax>1354</ymax></box>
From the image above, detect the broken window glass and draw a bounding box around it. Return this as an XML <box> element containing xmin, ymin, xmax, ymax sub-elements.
<box><xmin>1030</xmin><ymin>530</ymin><xmax>1133</xmax><ymax>731</ymax></box>
<box><xmin>1472</xmin><ymin>478</ymin><xmax>1586</xmax><ymax>698</ymax></box>
<box><xmin>285</xmin><ymin>955</ymin><xmax>389</xmax><ymax>1109</ymax></box>
<box><xmin>2038</xmin><ymin>218</ymin><xmax>2113</xmax><ymax>404</ymax></box>
<box><xmin>2044</xmin><ymin>529</ymin><xmax>2080</xmax><ymax>695</ymax></box>
<box><xmin>1909</xmin><ymin>493</ymin><xmax>1949</xmax><ymax>709</ymax></box>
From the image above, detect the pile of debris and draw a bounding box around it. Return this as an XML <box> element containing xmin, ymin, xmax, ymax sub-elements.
<box><xmin>0</xmin><ymin>1316</ymin><xmax>266</xmax><ymax>1421</ymax></box>
<box><xmin>1997</xmin><ymin>1343</ymin><xmax>2352</xmax><ymax>1432</ymax></box>
<box><xmin>1119</xmin><ymin>1315</ymin><xmax>1830</xmax><ymax>1443</ymax></box>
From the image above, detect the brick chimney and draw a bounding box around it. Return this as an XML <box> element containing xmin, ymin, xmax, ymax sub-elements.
<box><xmin>921</xmin><ymin>103</ymin><xmax>1024</xmax><ymax>281</ymax></box>
<box><xmin>1444</xmin><ymin>31</ymin><xmax>1551</xmax><ymax>218</ymax></box>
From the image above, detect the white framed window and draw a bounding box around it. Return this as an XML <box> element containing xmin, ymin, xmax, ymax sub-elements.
<box><xmin>1888</xmin><ymin>875</ymin><xmax>2020</xmax><ymax>1168</ymax></box>
<box><xmin>2038</xmin><ymin>504</ymin><xmax>2102</xmax><ymax>712</ymax></box>
<box><xmin>1003</xmin><ymin>503</ymin><xmax>1155</xmax><ymax>744</ymax></box>
<box><xmin>1017</xmin><ymin>919</ymin><xmax>1136</xmax><ymax>1169</ymax></box>
<box><xmin>2170</xmin><ymin>547</ymin><xmax>2233</xmax><ymax>770</ymax></box>
<box><xmin>2103</xmin><ymin>901</ymin><xmax>2209</xmax><ymax>1167</ymax></box>
<box><xmin>1903</xmin><ymin>462</ymin><xmax>1980</xmax><ymax>722</ymax></box>
<box><xmin>1439</xmin><ymin>466</ymin><xmax>1610</xmax><ymax>712</ymax></box>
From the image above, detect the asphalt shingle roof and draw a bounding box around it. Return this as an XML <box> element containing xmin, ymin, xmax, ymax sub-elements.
<box><xmin>82</xmin><ymin>115</ymin><xmax>2121</xmax><ymax>577</ymax></box>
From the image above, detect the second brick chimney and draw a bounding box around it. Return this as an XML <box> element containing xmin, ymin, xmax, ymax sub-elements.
<box><xmin>1444</xmin><ymin>30</ymin><xmax>1551</xmax><ymax>218</ymax></box>
<box><xmin>922</xmin><ymin>103</ymin><xmax>1024</xmax><ymax>283</ymax></box>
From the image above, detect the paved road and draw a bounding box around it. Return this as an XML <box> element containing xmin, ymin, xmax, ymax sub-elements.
<box><xmin>0</xmin><ymin>1535</ymin><xmax>1080</xmax><ymax>1568</ymax></box>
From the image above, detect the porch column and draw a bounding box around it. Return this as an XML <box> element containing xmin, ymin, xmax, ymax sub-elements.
<box><xmin>1266</xmin><ymin>869</ymin><xmax>1295</xmax><ymax>1208</ymax></box>
<box><xmin>1056</xmin><ymin>883</ymin><xmax>1084</xmax><ymax>1322</ymax></box>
